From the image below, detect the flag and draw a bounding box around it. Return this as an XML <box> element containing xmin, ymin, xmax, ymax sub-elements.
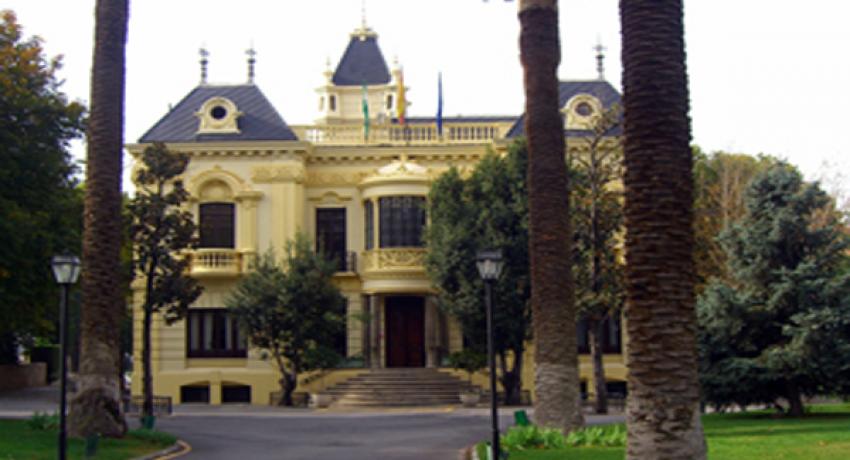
<box><xmin>361</xmin><ymin>84</ymin><xmax>370</xmax><ymax>139</ymax></box>
<box><xmin>396</xmin><ymin>67</ymin><xmax>406</xmax><ymax>125</ymax></box>
<box><xmin>436</xmin><ymin>72</ymin><xmax>443</xmax><ymax>137</ymax></box>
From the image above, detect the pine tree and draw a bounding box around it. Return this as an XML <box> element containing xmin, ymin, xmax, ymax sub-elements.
<box><xmin>698</xmin><ymin>164</ymin><xmax>850</xmax><ymax>416</ymax></box>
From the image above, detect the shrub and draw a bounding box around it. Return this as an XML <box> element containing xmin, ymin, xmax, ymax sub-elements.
<box><xmin>27</xmin><ymin>412</ymin><xmax>59</xmax><ymax>431</ymax></box>
<box><xmin>501</xmin><ymin>425</ymin><xmax>567</xmax><ymax>451</ymax></box>
<box><xmin>565</xmin><ymin>424</ymin><xmax>626</xmax><ymax>447</ymax></box>
<box><xmin>500</xmin><ymin>423</ymin><xmax>626</xmax><ymax>452</ymax></box>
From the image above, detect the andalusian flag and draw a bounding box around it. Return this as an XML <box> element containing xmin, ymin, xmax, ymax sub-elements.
<box><xmin>361</xmin><ymin>84</ymin><xmax>370</xmax><ymax>139</ymax></box>
<box><xmin>396</xmin><ymin>67</ymin><xmax>406</xmax><ymax>125</ymax></box>
<box><xmin>436</xmin><ymin>72</ymin><xmax>444</xmax><ymax>137</ymax></box>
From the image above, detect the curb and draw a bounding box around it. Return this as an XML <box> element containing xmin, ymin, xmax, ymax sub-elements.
<box><xmin>133</xmin><ymin>439</ymin><xmax>191</xmax><ymax>460</ymax></box>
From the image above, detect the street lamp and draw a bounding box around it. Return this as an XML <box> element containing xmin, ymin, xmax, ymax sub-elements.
<box><xmin>476</xmin><ymin>249</ymin><xmax>504</xmax><ymax>460</ymax></box>
<box><xmin>51</xmin><ymin>254</ymin><xmax>81</xmax><ymax>460</ymax></box>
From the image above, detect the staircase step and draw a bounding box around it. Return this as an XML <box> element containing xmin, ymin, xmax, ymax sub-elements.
<box><xmin>324</xmin><ymin>368</ymin><xmax>481</xmax><ymax>408</ymax></box>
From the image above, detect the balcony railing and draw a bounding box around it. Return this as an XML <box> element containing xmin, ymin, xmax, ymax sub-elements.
<box><xmin>290</xmin><ymin>123</ymin><xmax>508</xmax><ymax>146</ymax></box>
<box><xmin>188</xmin><ymin>249</ymin><xmax>244</xmax><ymax>278</ymax></box>
<box><xmin>361</xmin><ymin>248</ymin><xmax>426</xmax><ymax>275</ymax></box>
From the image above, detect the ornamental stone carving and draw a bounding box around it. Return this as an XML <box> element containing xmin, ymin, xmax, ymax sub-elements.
<box><xmin>252</xmin><ymin>164</ymin><xmax>306</xmax><ymax>183</ymax></box>
<box><xmin>362</xmin><ymin>248</ymin><xmax>426</xmax><ymax>273</ymax></box>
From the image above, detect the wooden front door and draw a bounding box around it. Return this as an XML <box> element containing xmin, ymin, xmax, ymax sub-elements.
<box><xmin>385</xmin><ymin>296</ymin><xmax>425</xmax><ymax>367</ymax></box>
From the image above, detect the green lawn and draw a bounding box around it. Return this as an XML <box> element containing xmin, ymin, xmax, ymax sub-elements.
<box><xmin>0</xmin><ymin>419</ymin><xmax>177</xmax><ymax>460</ymax></box>
<box><xmin>508</xmin><ymin>404</ymin><xmax>850</xmax><ymax>460</ymax></box>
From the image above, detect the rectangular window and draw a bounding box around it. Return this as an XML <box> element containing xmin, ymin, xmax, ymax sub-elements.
<box><xmin>364</xmin><ymin>201</ymin><xmax>374</xmax><ymax>250</ymax></box>
<box><xmin>379</xmin><ymin>196</ymin><xmax>426</xmax><ymax>248</ymax></box>
<box><xmin>186</xmin><ymin>309</ymin><xmax>246</xmax><ymax>358</ymax></box>
<box><xmin>577</xmin><ymin>314</ymin><xmax>622</xmax><ymax>354</ymax></box>
<box><xmin>199</xmin><ymin>203</ymin><xmax>235</xmax><ymax>248</ymax></box>
<box><xmin>316</xmin><ymin>208</ymin><xmax>347</xmax><ymax>272</ymax></box>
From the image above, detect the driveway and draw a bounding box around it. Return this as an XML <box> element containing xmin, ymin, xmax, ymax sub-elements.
<box><xmin>155</xmin><ymin>406</ymin><xmax>623</xmax><ymax>460</ymax></box>
<box><xmin>1</xmin><ymin>386</ymin><xmax>624</xmax><ymax>460</ymax></box>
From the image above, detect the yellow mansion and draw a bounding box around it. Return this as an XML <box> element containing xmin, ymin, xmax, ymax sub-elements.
<box><xmin>128</xmin><ymin>24</ymin><xmax>625</xmax><ymax>406</ymax></box>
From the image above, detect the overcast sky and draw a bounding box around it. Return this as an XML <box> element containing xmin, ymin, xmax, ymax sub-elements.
<box><xmin>6</xmin><ymin>0</ymin><xmax>850</xmax><ymax>186</ymax></box>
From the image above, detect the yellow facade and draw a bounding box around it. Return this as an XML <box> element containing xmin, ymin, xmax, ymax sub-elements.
<box><xmin>128</xmin><ymin>24</ymin><xmax>625</xmax><ymax>405</ymax></box>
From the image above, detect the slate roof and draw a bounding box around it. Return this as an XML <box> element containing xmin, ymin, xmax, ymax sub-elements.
<box><xmin>332</xmin><ymin>34</ymin><xmax>392</xmax><ymax>86</ymax></box>
<box><xmin>139</xmin><ymin>84</ymin><xmax>298</xmax><ymax>143</ymax></box>
<box><xmin>507</xmin><ymin>80</ymin><xmax>622</xmax><ymax>138</ymax></box>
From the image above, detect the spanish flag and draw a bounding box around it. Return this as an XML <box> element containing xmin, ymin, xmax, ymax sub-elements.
<box><xmin>396</xmin><ymin>67</ymin><xmax>406</xmax><ymax>125</ymax></box>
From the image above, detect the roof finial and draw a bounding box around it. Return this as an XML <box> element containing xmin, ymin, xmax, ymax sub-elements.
<box><xmin>199</xmin><ymin>47</ymin><xmax>209</xmax><ymax>84</ymax></box>
<box><xmin>352</xmin><ymin>0</ymin><xmax>377</xmax><ymax>40</ymax></box>
<box><xmin>246</xmin><ymin>45</ymin><xmax>257</xmax><ymax>84</ymax></box>
<box><xmin>594</xmin><ymin>39</ymin><xmax>606</xmax><ymax>81</ymax></box>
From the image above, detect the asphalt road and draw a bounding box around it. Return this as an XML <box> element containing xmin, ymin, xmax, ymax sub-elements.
<box><xmin>156</xmin><ymin>410</ymin><xmax>508</xmax><ymax>460</ymax></box>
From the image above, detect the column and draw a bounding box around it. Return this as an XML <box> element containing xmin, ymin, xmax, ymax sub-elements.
<box><xmin>370</xmin><ymin>295</ymin><xmax>381</xmax><ymax>368</ymax></box>
<box><xmin>362</xmin><ymin>295</ymin><xmax>372</xmax><ymax>368</ymax></box>
<box><xmin>424</xmin><ymin>296</ymin><xmax>438</xmax><ymax>368</ymax></box>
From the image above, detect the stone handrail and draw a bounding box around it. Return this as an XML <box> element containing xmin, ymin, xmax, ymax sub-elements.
<box><xmin>188</xmin><ymin>249</ymin><xmax>243</xmax><ymax>277</ymax></box>
<box><xmin>290</xmin><ymin>123</ymin><xmax>507</xmax><ymax>146</ymax></box>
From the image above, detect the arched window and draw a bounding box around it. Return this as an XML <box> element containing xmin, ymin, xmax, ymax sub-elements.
<box><xmin>386</xmin><ymin>94</ymin><xmax>393</xmax><ymax>110</ymax></box>
<box><xmin>319</xmin><ymin>96</ymin><xmax>325</xmax><ymax>111</ymax></box>
<box><xmin>329</xmin><ymin>95</ymin><xmax>337</xmax><ymax>112</ymax></box>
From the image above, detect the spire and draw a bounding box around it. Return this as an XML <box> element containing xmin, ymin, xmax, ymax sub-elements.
<box><xmin>594</xmin><ymin>39</ymin><xmax>606</xmax><ymax>81</ymax></box>
<box><xmin>246</xmin><ymin>46</ymin><xmax>257</xmax><ymax>83</ymax></box>
<box><xmin>199</xmin><ymin>47</ymin><xmax>209</xmax><ymax>84</ymax></box>
<box><xmin>352</xmin><ymin>0</ymin><xmax>377</xmax><ymax>40</ymax></box>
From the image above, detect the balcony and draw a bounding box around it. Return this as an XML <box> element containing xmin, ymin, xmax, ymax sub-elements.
<box><xmin>361</xmin><ymin>248</ymin><xmax>426</xmax><ymax>277</ymax></box>
<box><xmin>188</xmin><ymin>249</ymin><xmax>245</xmax><ymax>278</ymax></box>
<box><xmin>290</xmin><ymin>122</ymin><xmax>509</xmax><ymax>146</ymax></box>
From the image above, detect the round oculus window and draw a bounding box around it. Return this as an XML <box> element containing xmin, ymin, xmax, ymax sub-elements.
<box><xmin>575</xmin><ymin>102</ymin><xmax>594</xmax><ymax>117</ymax></box>
<box><xmin>210</xmin><ymin>105</ymin><xmax>228</xmax><ymax>120</ymax></box>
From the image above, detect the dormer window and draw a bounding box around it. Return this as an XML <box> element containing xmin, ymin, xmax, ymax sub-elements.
<box><xmin>196</xmin><ymin>96</ymin><xmax>242</xmax><ymax>134</ymax></box>
<box><xmin>564</xmin><ymin>94</ymin><xmax>603</xmax><ymax>130</ymax></box>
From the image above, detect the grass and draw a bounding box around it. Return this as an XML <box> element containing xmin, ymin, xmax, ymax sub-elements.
<box><xmin>0</xmin><ymin>419</ymin><xmax>177</xmax><ymax>460</ymax></box>
<box><xmin>504</xmin><ymin>403</ymin><xmax>850</xmax><ymax>460</ymax></box>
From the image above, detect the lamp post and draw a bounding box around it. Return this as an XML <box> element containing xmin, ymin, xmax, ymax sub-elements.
<box><xmin>476</xmin><ymin>249</ymin><xmax>504</xmax><ymax>460</ymax></box>
<box><xmin>51</xmin><ymin>254</ymin><xmax>81</xmax><ymax>460</ymax></box>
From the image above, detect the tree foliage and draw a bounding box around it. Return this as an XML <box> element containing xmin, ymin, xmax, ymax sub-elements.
<box><xmin>692</xmin><ymin>149</ymin><xmax>780</xmax><ymax>291</ymax></box>
<box><xmin>227</xmin><ymin>235</ymin><xmax>346</xmax><ymax>406</ymax></box>
<box><xmin>128</xmin><ymin>143</ymin><xmax>202</xmax><ymax>419</ymax></box>
<box><xmin>697</xmin><ymin>164</ymin><xmax>850</xmax><ymax>415</ymax></box>
<box><xmin>425</xmin><ymin>140</ymin><xmax>530</xmax><ymax>405</ymax></box>
<box><xmin>568</xmin><ymin>105</ymin><xmax>625</xmax><ymax>414</ymax></box>
<box><xmin>0</xmin><ymin>10</ymin><xmax>85</xmax><ymax>363</ymax></box>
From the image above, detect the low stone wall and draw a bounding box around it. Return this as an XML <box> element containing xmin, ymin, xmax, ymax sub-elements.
<box><xmin>0</xmin><ymin>363</ymin><xmax>47</xmax><ymax>392</ymax></box>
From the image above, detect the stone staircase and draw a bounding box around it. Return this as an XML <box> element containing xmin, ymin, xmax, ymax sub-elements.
<box><xmin>325</xmin><ymin>368</ymin><xmax>478</xmax><ymax>407</ymax></box>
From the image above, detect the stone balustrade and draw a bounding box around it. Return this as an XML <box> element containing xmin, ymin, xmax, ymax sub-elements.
<box><xmin>290</xmin><ymin>122</ymin><xmax>507</xmax><ymax>146</ymax></box>
<box><xmin>189</xmin><ymin>249</ymin><xmax>244</xmax><ymax>278</ymax></box>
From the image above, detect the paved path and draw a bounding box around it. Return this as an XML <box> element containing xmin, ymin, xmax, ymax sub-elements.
<box><xmin>1</xmin><ymin>385</ymin><xmax>625</xmax><ymax>460</ymax></box>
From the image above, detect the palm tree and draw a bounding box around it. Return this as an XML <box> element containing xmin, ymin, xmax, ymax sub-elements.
<box><xmin>619</xmin><ymin>1</ymin><xmax>707</xmax><ymax>458</ymax></box>
<box><xmin>68</xmin><ymin>0</ymin><xmax>129</xmax><ymax>438</ymax></box>
<box><xmin>518</xmin><ymin>0</ymin><xmax>583</xmax><ymax>431</ymax></box>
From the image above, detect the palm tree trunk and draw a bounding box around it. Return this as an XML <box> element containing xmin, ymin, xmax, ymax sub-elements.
<box><xmin>518</xmin><ymin>0</ymin><xmax>583</xmax><ymax>431</ymax></box>
<box><xmin>68</xmin><ymin>0</ymin><xmax>129</xmax><ymax>438</ymax></box>
<box><xmin>620</xmin><ymin>0</ymin><xmax>706</xmax><ymax>458</ymax></box>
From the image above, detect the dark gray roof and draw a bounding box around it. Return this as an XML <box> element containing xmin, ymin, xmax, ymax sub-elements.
<box><xmin>507</xmin><ymin>80</ymin><xmax>622</xmax><ymax>138</ymax></box>
<box><xmin>332</xmin><ymin>34</ymin><xmax>391</xmax><ymax>86</ymax></box>
<box><xmin>139</xmin><ymin>84</ymin><xmax>298</xmax><ymax>143</ymax></box>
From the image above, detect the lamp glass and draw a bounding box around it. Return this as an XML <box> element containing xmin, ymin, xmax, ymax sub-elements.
<box><xmin>476</xmin><ymin>249</ymin><xmax>504</xmax><ymax>281</ymax></box>
<box><xmin>51</xmin><ymin>254</ymin><xmax>81</xmax><ymax>285</ymax></box>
